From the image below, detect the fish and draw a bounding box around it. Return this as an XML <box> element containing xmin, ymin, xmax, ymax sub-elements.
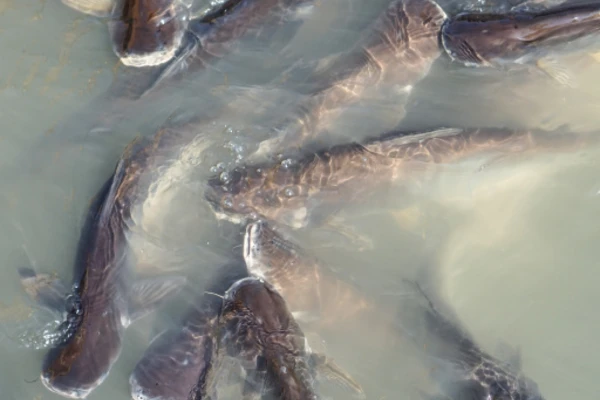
<box><xmin>106</xmin><ymin>0</ymin><xmax>314</xmax><ymax>99</ymax></box>
<box><xmin>399</xmin><ymin>281</ymin><xmax>546</xmax><ymax>400</ymax></box>
<box><xmin>211</xmin><ymin>276</ymin><xmax>365</xmax><ymax>400</ymax></box>
<box><xmin>129</xmin><ymin>261</ymin><xmax>249</xmax><ymax>400</ymax></box>
<box><xmin>441</xmin><ymin>1</ymin><xmax>600</xmax><ymax>86</ymax></box>
<box><xmin>242</xmin><ymin>219</ymin><xmax>377</xmax><ymax>328</ymax></box>
<box><xmin>19</xmin><ymin>136</ymin><xmax>187</xmax><ymax>399</ymax></box>
<box><xmin>61</xmin><ymin>0</ymin><xmax>194</xmax><ymax>67</ymax></box>
<box><xmin>250</xmin><ymin>0</ymin><xmax>448</xmax><ymax>161</ymax></box>
<box><xmin>205</xmin><ymin>126</ymin><xmax>599</xmax><ymax>229</ymax></box>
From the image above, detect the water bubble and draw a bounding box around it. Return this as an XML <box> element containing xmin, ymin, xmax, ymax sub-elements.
<box><xmin>220</xmin><ymin>172</ymin><xmax>231</xmax><ymax>184</ymax></box>
<box><xmin>281</xmin><ymin>158</ymin><xmax>295</xmax><ymax>169</ymax></box>
<box><xmin>284</xmin><ymin>187</ymin><xmax>297</xmax><ymax>198</ymax></box>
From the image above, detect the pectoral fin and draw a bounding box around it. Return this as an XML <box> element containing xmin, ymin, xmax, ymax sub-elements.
<box><xmin>61</xmin><ymin>0</ymin><xmax>114</xmax><ymax>18</ymax></box>
<box><xmin>128</xmin><ymin>276</ymin><xmax>187</xmax><ymax>322</ymax></box>
<box><xmin>309</xmin><ymin>353</ymin><xmax>365</xmax><ymax>398</ymax></box>
<box><xmin>18</xmin><ymin>267</ymin><xmax>68</xmax><ymax>313</ymax></box>
<box><xmin>536</xmin><ymin>58</ymin><xmax>577</xmax><ymax>88</ymax></box>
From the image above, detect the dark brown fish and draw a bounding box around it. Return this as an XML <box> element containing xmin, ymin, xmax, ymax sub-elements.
<box><xmin>205</xmin><ymin>127</ymin><xmax>598</xmax><ymax>228</ymax></box>
<box><xmin>130</xmin><ymin>261</ymin><xmax>248</xmax><ymax>400</ymax></box>
<box><xmin>441</xmin><ymin>2</ymin><xmax>600</xmax><ymax>70</ymax></box>
<box><xmin>61</xmin><ymin>0</ymin><xmax>192</xmax><ymax>67</ymax></box>
<box><xmin>110</xmin><ymin>0</ymin><xmax>314</xmax><ymax>100</ymax></box>
<box><xmin>19</xmin><ymin>135</ymin><xmax>187</xmax><ymax>399</ymax></box>
<box><xmin>399</xmin><ymin>281</ymin><xmax>546</xmax><ymax>400</ymax></box>
<box><xmin>214</xmin><ymin>277</ymin><xmax>364</xmax><ymax>400</ymax></box>
<box><xmin>251</xmin><ymin>0</ymin><xmax>448</xmax><ymax>160</ymax></box>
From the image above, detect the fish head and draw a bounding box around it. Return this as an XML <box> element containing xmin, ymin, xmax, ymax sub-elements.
<box><xmin>205</xmin><ymin>167</ymin><xmax>262</xmax><ymax>223</ymax></box>
<box><xmin>440</xmin><ymin>14</ymin><xmax>527</xmax><ymax>67</ymax></box>
<box><xmin>109</xmin><ymin>0</ymin><xmax>191</xmax><ymax>67</ymax></box>
<box><xmin>40</xmin><ymin>305</ymin><xmax>123</xmax><ymax>398</ymax></box>
<box><xmin>220</xmin><ymin>278</ymin><xmax>301</xmax><ymax>358</ymax></box>
<box><xmin>442</xmin><ymin>3</ymin><xmax>600</xmax><ymax>67</ymax></box>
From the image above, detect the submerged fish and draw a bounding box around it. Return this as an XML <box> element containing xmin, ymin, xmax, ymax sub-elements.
<box><xmin>441</xmin><ymin>2</ymin><xmax>600</xmax><ymax>85</ymax></box>
<box><xmin>243</xmin><ymin>220</ymin><xmax>376</xmax><ymax>328</ymax></box>
<box><xmin>251</xmin><ymin>0</ymin><xmax>448</xmax><ymax>160</ymax></box>
<box><xmin>213</xmin><ymin>277</ymin><xmax>365</xmax><ymax>400</ymax></box>
<box><xmin>130</xmin><ymin>261</ymin><xmax>248</xmax><ymax>400</ymax></box>
<box><xmin>205</xmin><ymin>127</ymin><xmax>598</xmax><ymax>229</ymax></box>
<box><xmin>19</xmin><ymin>137</ymin><xmax>187</xmax><ymax>399</ymax></box>
<box><xmin>400</xmin><ymin>281</ymin><xmax>546</xmax><ymax>400</ymax></box>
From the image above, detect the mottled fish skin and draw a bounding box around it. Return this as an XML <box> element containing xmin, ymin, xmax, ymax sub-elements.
<box><xmin>206</xmin><ymin>127</ymin><xmax>598</xmax><ymax>229</ymax></box>
<box><xmin>403</xmin><ymin>283</ymin><xmax>546</xmax><ymax>400</ymax></box>
<box><xmin>441</xmin><ymin>2</ymin><xmax>600</xmax><ymax>67</ymax></box>
<box><xmin>130</xmin><ymin>262</ymin><xmax>249</xmax><ymax>400</ymax></box>
<box><xmin>218</xmin><ymin>277</ymin><xmax>319</xmax><ymax>400</ymax></box>
<box><xmin>109</xmin><ymin>0</ymin><xmax>192</xmax><ymax>67</ymax></box>
<box><xmin>251</xmin><ymin>0</ymin><xmax>448</xmax><ymax>160</ymax></box>
<box><xmin>37</xmin><ymin>133</ymin><xmax>188</xmax><ymax>399</ymax></box>
<box><xmin>243</xmin><ymin>220</ymin><xmax>374</xmax><ymax>329</ymax></box>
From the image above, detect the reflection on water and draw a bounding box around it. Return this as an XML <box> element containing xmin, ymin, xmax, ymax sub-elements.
<box><xmin>1</xmin><ymin>0</ymin><xmax>600</xmax><ymax>399</ymax></box>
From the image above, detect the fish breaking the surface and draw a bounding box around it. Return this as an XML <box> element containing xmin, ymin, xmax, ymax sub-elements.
<box><xmin>441</xmin><ymin>1</ymin><xmax>600</xmax><ymax>84</ymax></box>
<box><xmin>18</xmin><ymin>138</ymin><xmax>187</xmax><ymax>399</ymax></box>
<box><xmin>130</xmin><ymin>261</ymin><xmax>248</xmax><ymax>400</ymax></box>
<box><xmin>212</xmin><ymin>276</ymin><xmax>364</xmax><ymax>400</ymax></box>
<box><xmin>206</xmin><ymin>127</ymin><xmax>599</xmax><ymax>229</ymax></box>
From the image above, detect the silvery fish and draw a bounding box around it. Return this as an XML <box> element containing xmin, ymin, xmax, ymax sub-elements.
<box><xmin>441</xmin><ymin>1</ymin><xmax>600</xmax><ymax>85</ymax></box>
<box><xmin>129</xmin><ymin>261</ymin><xmax>249</xmax><ymax>400</ymax></box>
<box><xmin>399</xmin><ymin>281</ymin><xmax>546</xmax><ymax>400</ymax></box>
<box><xmin>19</xmin><ymin>137</ymin><xmax>187</xmax><ymax>399</ymax></box>
<box><xmin>213</xmin><ymin>277</ymin><xmax>365</xmax><ymax>400</ymax></box>
<box><xmin>251</xmin><ymin>0</ymin><xmax>448</xmax><ymax>160</ymax></box>
<box><xmin>205</xmin><ymin>127</ymin><xmax>598</xmax><ymax>229</ymax></box>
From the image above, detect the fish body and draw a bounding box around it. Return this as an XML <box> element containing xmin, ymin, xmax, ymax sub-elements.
<box><xmin>20</xmin><ymin>138</ymin><xmax>186</xmax><ymax>399</ymax></box>
<box><xmin>441</xmin><ymin>2</ymin><xmax>600</xmax><ymax>67</ymax></box>
<box><xmin>130</xmin><ymin>262</ymin><xmax>249</xmax><ymax>400</ymax></box>
<box><xmin>206</xmin><ymin>127</ymin><xmax>596</xmax><ymax>228</ymax></box>
<box><xmin>251</xmin><ymin>0</ymin><xmax>447</xmax><ymax>160</ymax></box>
<box><xmin>216</xmin><ymin>277</ymin><xmax>364</xmax><ymax>400</ymax></box>
<box><xmin>401</xmin><ymin>282</ymin><xmax>546</xmax><ymax>400</ymax></box>
<box><xmin>108</xmin><ymin>0</ymin><xmax>193</xmax><ymax>67</ymax></box>
<box><xmin>243</xmin><ymin>220</ymin><xmax>374</xmax><ymax>327</ymax></box>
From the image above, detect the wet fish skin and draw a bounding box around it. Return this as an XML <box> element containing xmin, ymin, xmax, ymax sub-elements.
<box><xmin>109</xmin><ymin>0</ymin><xmax>192</xmax><ymax>67</ymax></box>
<box><xmin>441</xmin><ymin>2</ymin><xmax>600</xmax><ymax>67</ymax></box>
<box><xmin>243</xmin><ymin>220</ymin><xmax>374</xmax><ymax>327</ymax></box>
<box><xmin>130</xmin><ymin>261</ymin><xmax>249</xmax><ymax>400</ymax></box>
<box><xmin>219</xmin><ymin>277</ymin><xmax>319</xmax><ymax>400</ymax></box>
<box><xmin>19</xmin><ymin>137</ymin><xmax>186</xmax><ymax>399</ymax></box>
<box><xmin>251</xmin><ymin>0</ymin><xmax>448</xmax><ymax>161</ymax></box>
<box><xmin>403</xmin><ymin>282</ymin><xmax>546</xmax><ymax>400</ymax></box>
<box><xmin>217</xmin><ymin>277</ymin><xmax>364</xmax><ymax>400</ymax></box>
<box><xmin>205</xmin><ymin>127</ymin><xmax>597</xmax><ymax>229</ymax></box>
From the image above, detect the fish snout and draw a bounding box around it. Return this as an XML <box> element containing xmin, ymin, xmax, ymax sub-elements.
<box><xmin>40</xmin><ymin>369</ymin><xmax>97</xmax><ymax>399</ymax></box>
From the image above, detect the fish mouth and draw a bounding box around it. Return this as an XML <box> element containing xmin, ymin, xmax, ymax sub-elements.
<box><xmin>40</xmin><ymin>372</ymin><xmax>97</xmax><ymax>399</ymax></box>
<box><xmin>129</xmin><ymin>373</ymin><xmax>161</xmax><ymax>400</ymax></box>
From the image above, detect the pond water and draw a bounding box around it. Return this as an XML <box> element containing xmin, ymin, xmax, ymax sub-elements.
<box><xmin>1</xmin><ymin>0</ymin><xmax>600</xmax><ymax>399</ymax></box>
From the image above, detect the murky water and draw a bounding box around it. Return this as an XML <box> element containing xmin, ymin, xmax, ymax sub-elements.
<box><xmin>1</xmin><ymin>0</ymin><xmax>600</xmax><ymax>399</ymax></box>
